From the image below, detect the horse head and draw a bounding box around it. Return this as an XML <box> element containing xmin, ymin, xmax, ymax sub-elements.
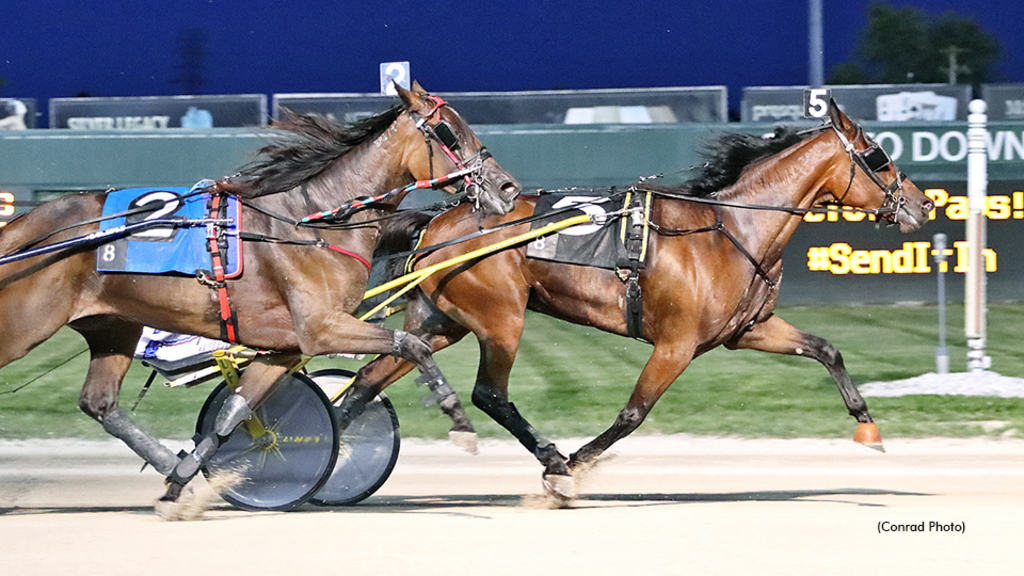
<box><xmin>823</xmin><ymin>102</ymin><xmax>933</xmax><ymax>233</ymax></box>
<box><xmin>394</xmin><ymin>82</ymin><xmax>520</xmax><ymax>215</ymax></box>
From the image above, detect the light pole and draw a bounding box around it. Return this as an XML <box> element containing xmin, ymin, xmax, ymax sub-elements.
<box><xmin>809</xmin><ymin>0</ymin><xmax>824</xmax><ymax>87</ymax></box>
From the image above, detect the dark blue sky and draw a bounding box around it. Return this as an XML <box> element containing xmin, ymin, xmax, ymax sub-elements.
<box><xmin>3</xmin><ymin>1</ymin><xmax>1022</xmax><ymax>115</ymax></box>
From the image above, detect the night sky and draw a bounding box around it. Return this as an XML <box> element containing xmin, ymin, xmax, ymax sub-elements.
<box><xmin>3</xmin><ymin>0</ymin><xmax>1022</xmax><ymax>120</ymax></box>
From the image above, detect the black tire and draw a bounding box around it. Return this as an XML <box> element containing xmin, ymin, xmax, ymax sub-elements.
<box><xmin>196</xmin><ymin>372</ymin><xmax>339</xmax><ymax>511</ymax></box>
<box><xmin>306</xmin><ymin>369</ymin><xmax>401</xmax><ymax>506</ymax></box>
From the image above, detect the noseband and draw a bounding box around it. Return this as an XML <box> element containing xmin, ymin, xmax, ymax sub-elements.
<box><xmin>830</xmin><ymin>122</ymin><xmax>907</xmax><ymax>223</ymax></box>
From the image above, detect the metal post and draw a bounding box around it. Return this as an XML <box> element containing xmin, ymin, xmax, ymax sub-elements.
<box><xmin>933</xmin><ymin>233</ymin><xmax>949</xmax><ymax>374</ymax></box>
<box><xmin>965</xmin><ymin>99</ymin><xmax>989</xmax><ymax>372</ymax></box>
<box><xmin>809</xmin><ymin>0</ymin><xmax>824</xmax><ymax>88</ymax></box>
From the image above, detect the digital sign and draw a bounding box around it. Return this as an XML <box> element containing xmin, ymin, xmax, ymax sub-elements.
<box><xmin>783</xmin><ymin>181</ymin><xmax>1024</xmax><ymax>303</ymax></box>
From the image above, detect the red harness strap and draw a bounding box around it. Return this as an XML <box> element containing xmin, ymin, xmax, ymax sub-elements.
<box><xmin>199</xmin><ymin>193</ymin><xmax>240</xmax><ymax>343</ymax></box>
<box><xmin>318</xmin><ymin>240</ymin><xmax>372</xmax><ymax>270</ymax></box>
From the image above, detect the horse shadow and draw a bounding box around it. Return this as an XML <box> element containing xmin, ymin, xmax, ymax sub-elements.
<box><xmin>0</xmin><ymin>488</ymin><xmax>931</xmax><ymax>518</ymax></box>
<box><xmin>325</xmin><ymin>487</ymin><xmax>931</xmax><ymax>513</ymax></box>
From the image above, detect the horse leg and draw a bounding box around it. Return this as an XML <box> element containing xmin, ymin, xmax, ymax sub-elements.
<box><xmin>725</xmin><ymin>314</ymin><xmax>883</xmax><ymax>451</ymax></box>
<box><xmin>569</xmin><ymin>343</ymin><xmax>695</xmax><ymax>468</ymax></box>
<box><xmin>162</xmin><ymin>354</ymin><xmax>300</xmax><ymax>501</ymax></box>
<box><xmin>294</xmin><ymin>313</ymin><xmax>459</xmax><ymax>447</ymax></box>
<box><xmin>466</xmin><ymin>321</ymin><xmax>575</xmax><ymax>498</ymax></box>
<box><xmin>351</xmin><ymin>297</ymin><xmax>476</xmax><ymax>449</ymax></box>
<box><xmin>72</xmin><ymin>317</ymin><xmax>181</xmax><ymax>474</ymax></box>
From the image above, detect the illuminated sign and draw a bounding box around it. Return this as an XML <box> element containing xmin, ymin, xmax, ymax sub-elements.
<box><xmin>800</xmin><ymin>186</ymin><xmax>1020</xmax><ymax>278</ymax></box>
<box><xmin>807</xmin><ymin>241</ymin><xmax>997</xmax><ymax>275</ymax></box>
<box><xmin>0</xmin><ymin>191</ymin><xmax>13</xmax><ymax>227</ymax></box>
<box><xmin>800</xmin><ymin>191</ymin><xmax>1024</xmax><ymax>224</ymax></box>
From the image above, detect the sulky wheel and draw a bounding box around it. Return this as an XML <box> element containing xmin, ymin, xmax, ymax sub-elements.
<box><xmin>306</xmin><ymin>369</ymin><xmax>401</xmax><ymax>506</ymax></box>
<box><xmin>196</xmin><ymin>372</ymin><xmax>339</xmax><ymax>511</ymax></box>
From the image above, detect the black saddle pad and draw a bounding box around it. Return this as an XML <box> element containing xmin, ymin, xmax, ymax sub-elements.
<box><xmin>525</xmin><ymin>192</ymin><xmax>637</xmax><ymax>270</ymax></box>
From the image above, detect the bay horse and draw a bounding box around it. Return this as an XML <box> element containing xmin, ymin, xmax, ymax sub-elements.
<box><xmin>347</xmin><ymin>103</ymin><xmax>934</xmax><ymax>499</ymax></box>
<box><xmin>0</xmin><ymin>83</ymin><xmax>520</xmax><ymax>505</ymax></box>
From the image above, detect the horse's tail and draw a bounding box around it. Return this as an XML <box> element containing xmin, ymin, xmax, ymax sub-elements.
<box><xmin>373</xmin><ymin>210</ymin><xmax>434</xmax><ymax>283</ymax></box>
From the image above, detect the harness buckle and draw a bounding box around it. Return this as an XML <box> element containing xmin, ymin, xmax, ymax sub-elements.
<box><xmin>195</xmin><ymin>269</ymin><xmax>224</xmax><ymax>289</ymax></box>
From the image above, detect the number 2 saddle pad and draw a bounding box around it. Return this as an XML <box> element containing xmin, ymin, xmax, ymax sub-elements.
<box><xmin>97</xmin><ymin>186</ymin><xmax>242</xmax><ymax>277</ymax></box>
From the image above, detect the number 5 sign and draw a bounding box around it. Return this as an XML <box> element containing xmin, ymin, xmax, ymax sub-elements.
<box><xmin>380</xmin><ymin>62</ymin><xmax>411</xmax><ymax>96</ymax></box>
<box><xmin>804</xmin><ymin>88</ymin><xmax>832</xmax><ymax>118</ymax></box>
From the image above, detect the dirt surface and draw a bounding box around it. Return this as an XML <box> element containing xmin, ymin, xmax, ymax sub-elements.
<box><xmin>2</xmin><ymin>435</ymin><xmax>1023</xmax><ymax>575</ymax></box>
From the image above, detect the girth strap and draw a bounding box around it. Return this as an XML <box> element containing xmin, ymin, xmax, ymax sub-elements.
<box><xmin>617</xmin><ymin>191</ymin><xmax>650</xmax><ymax>339</ymax></box>
<box><xmin>197</xmin><ymin>192</ymin><xmax>239</xmax><ymax>343</ymax></box>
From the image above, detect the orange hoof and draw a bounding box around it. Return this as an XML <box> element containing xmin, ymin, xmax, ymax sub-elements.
<box><xmin>854</xmin><ymin>422</ymin><xmax>885</xmax><ymax>452</ymax></box>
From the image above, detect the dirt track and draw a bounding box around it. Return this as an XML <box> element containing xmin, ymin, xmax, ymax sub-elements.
<box><xmin>2</xmin><ymin>435</ymin><xmax>1023</xmax><ymax>575</ymax></box>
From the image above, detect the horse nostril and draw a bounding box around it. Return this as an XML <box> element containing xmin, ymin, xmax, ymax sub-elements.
<box><xmin>922</xmin><ymin>199</ymin><xmax>935</xmax><ymax>212</ymax></box>
<box><xmin>501</xmin><ymin>181</ymin><xmax>520</xmax><ymax>200</ymax></box>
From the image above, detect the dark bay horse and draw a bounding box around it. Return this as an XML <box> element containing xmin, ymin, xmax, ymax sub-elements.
<box><xmin>0</xmin><ymin>83</ymin><xmax>519</xmax><ymax>505</ymax></box>
<box><xmin>348</xmin><ymin>103</ymin><xmax>934</xmax><ymax>499</ymax></box>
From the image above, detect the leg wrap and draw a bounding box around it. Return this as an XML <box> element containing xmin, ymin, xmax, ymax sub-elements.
<box><xmin>213</xmin><ymin>393</ymin><xmax>253</xmax><ymax>437</ymax></box>
<box><xmin>168</xmin><ymin>394</ymin><xmax>252</xmax><ymax>485</ymax></box>
<box><xmin>415</xmin><ymin>366</ymin><xmax>449</xmax><ymax>393</ymax></box>
<box><xmin>102</xmin><ymin>407</ymin><xmax>178</xmax><ymax>475</ymax></box>
<box><xmin>168</xmin><ymin>435</ymin><xmax>218</xmax><ymax>485</ymax></box>
<box><xmin>392</xmin><ymin>329</ymin><xmax>409</xmax><ymax>358</ymax></box>
<box><xmin>335</xmin><ymin>385</ymin><xmax>378</xmax><ymax>431</ymax></box>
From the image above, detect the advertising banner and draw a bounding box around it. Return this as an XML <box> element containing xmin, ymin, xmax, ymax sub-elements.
<box><xmin>50</xmin><ymin>95</ymin><xmax>267</xmax><ymax>129</ymax></box>
<box><xmin>981</xmin><ymin>84</ymin><xmax>1024</xmax><ymax>121</ymax></box>
<box><xmin>742</xmin><ymin>84</ymin><xmax>972</xmax><ymax>123</ymax></box>
<box><xmin>275</xmin><ymin>87</ymin><xmax>728</xmax><ymax>125</ymax></box>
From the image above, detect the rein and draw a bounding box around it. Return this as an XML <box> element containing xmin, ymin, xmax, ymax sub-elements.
<box><xmin>1</xmin><ymin>187</ymin><xmax>210</xmax><ymax>260</ymax></box>
<box><xmin>229</xmin><ymin>97</ymin><xmax>490</xmax><ymax>270</ymax></box>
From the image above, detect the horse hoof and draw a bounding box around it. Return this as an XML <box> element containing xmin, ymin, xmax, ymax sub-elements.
<box><xmin>542</xmin><ymin>473</ymin><xmax>577</xmax><ymax>501</ymax></box>
<box><xmin>154</xmin><ymin>498</ymin><xmax>180</xmax><ymax>521</ymax></box>
<box><xmin>154</xmin><ymin>483</ymin><xmax>194</xmax><ymax>521</ymax></box>
<box><xmin>448</xmin><ymin>430</ymin><xmax>479</xmax><ymax>455</ymax></box>
<box><xmin>854</xmin><ymin>422</ymin><xmax>885</xmax><ymax>453</ymax></box>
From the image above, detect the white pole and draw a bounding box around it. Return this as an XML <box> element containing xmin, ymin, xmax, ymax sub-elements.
<box><xmin>933</xmin><ymin>233</ymin><xmax>949</xmax><ymax>375</ymax></box>
<box><xmin>809</xmin><ymin>0</ymin><xmax>824</xmax><ymax>87</ymax></box>
<box><xmin>965</xmin><ymin>99</ymin><xmax>989</xmax><ymax>372</ymax></box>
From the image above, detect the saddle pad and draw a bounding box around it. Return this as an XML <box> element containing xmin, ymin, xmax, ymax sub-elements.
<box><xmin>525</xmin><ymin>193</ymin><xmax>629</xmax><ymax>270</ymax></box>
<box><xmin>97</xmin><ymin>186</ymin><xmax>241</xmax><ymax>277</ymax></box>
<box><xmin>134</xmin><ymin>328</ymin><xmax>231</xmax><ymax>362</ymax></box>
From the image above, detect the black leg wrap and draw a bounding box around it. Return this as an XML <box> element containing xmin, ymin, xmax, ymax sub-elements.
<box><xmin>536</xmin><ymin>442</ymin><xmax>570</xmax><ymax>477</ymax></box>
<box><xmin>335</xmin><ymin>385</ymin><xmax>378</xmax><ymax>431</ymax></box>
<box><xmin>472</xmin><ymin>388</ymin><xmax>561</xmax><ymax>467</ymax></box>
<box><xmin>102</xmin><ymin>407</ymin><xmax>178</xmax><ymax>475</ymax></box>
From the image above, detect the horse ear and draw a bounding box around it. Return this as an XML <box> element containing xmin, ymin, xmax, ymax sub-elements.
<box><xmin>411</xmin><ymin>79</ymin><xmax>427</xmax><ymax>94</ymax></box>
<box><xmin>828</xmin><ymin>98</ymin><xmax>852</xmax><ymax>132</ymax></box>
<box><xmin>395</xmin><ymin>82</ymin><xmax>420</xmax><ymax>109</ymax></box>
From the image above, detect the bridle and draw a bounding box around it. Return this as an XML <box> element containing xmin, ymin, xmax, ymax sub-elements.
<box><xmin>299</xmin><ymin>96</ymin><xmax>504</xmax><ymax>225</ymax></box>
<box><xmin>828</xmin><ymin>120</ymin><xmax>908</xmax><ymax>223</ymax></box>
<box><xmin>407</xmin><ymin>95</ymin><xmax>499</xmax><ymax>211</ymax></box>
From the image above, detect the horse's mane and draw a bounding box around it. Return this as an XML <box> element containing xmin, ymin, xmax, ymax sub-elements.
<box><xmin>663</xmin><ymin>126</ymin><xmax>808</xmax><ymax>197</ymax></box>
<box><xmin>221</xmin><ymin>105</ymin><xmax>405</xmax><ymax>198</ymax></box>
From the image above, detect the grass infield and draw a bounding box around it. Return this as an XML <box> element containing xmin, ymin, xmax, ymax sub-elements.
<box><xmin>0</xmin><ymin>303</ymin><xmax>1021</xmax><ymax>441</ymax></box>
